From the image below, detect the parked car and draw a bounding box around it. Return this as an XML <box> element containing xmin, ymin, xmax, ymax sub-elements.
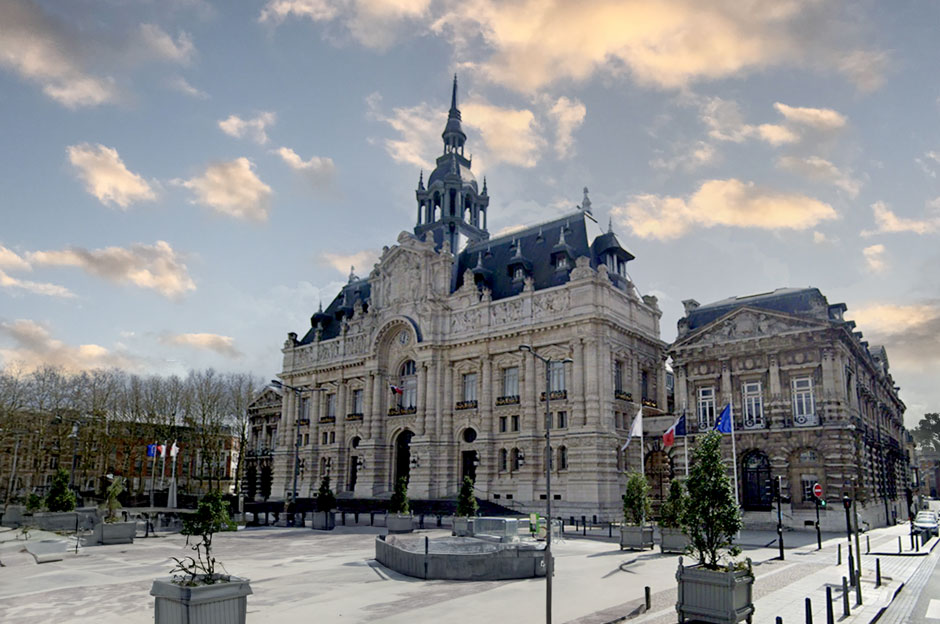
<box><xmin>913</xmin><ymin>511</ymin><xmax>939</xmax><ymax>537</ymax></box>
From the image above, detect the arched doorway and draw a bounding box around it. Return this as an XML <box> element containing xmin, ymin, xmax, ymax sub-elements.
<box><xmin>394</xmin><ymin>430</ymin><xmax>413</xmax><ymax>486</ymax></box>
<box><xmin>461</xmin><ymin>428</ymin><xmax>479</xmax><ymax>484</ymax></box>
<box><xmin>742</xmin><ymin>450</ymin><xmax>772</xmax><ymax>511</ymax></box>
<box><xmin>645</xmin><ymin>450</ymin><xmax>672</xmax><ymax>503</ymax></box>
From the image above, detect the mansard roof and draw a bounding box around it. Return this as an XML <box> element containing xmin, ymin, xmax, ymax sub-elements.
<box><xmin>298</xmin><ymin>277</ymin><xmax>371</xmax><ymax>344</ymax></box>
<box><xmin>683</xmin><ymin>287</ymin><xmax>838</xmax><ymax>332</ymax></box>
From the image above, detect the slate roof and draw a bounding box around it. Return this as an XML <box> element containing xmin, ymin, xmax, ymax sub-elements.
<box><xmin>684</xmin><ymin>287</ymin><xmax>839</xmax><ymax>332</ymax></box>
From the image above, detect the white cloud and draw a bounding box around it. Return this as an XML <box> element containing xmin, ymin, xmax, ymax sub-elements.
<box><xmin>915</xmin><ymin>151</ymin><xmax>940</xmax><ymax>179</ymax></box>
<box><xmin>756</xmin><ymin>124</ymin><xmax>799</xmax><ymax>145</ymax></box>
<box><xmin>0</xmin><ymin>0</ymin><xmax>117</xmax><ymax>107</ymax></box>
<box><xmin>160</xmin><ymin>332</ymin><xmax>242</xmax><ymax>358</ymax></box>
<box><xmin>66</xmin><ymin>143</ymin><xmax>156</xmax><ymax>208</ymax></box>
<box><xmin>0</xmin><ymin>246</ymin><xmax>30</xmax><ymax>272</ymax></box>
<box><xmin>849</xmin><ymin>301</ymin><xmax>940</xmax><ymax>369</ymax></box>
<box><xmin>319</xmin><ymin>249</ymin><xmax>381</xmax><ymax>276</ymax></box>
<box><xmin>547</xmin><ymin>96</ymin><xmax>586</xmax><ymax>158</ymax></box>
<box><xmin>778</xmin><ymin>155</ymin><xmax>860</xmax><ymax>197</ymax></box>
<box><xmin>259</xmin><ymin>0</ymin><xmax>339</xmax><ymax>23</ymax></box>
<box><xmin>862</xmin><ymin>244</ymin><xmax>887</xmax><ymax>273</ymax></box>
<box><xmin>772</xmin><ymin>103</ymin><xmax>847</xmax><ymax>130</ymax></box>
<box><xmin>462</xmin><ymin>100</ymin><xmax>544</xmax><ymax>168</ymax></box>
<box><xmin>837</xmin><ymin>49</ymin><xmax>889</xmax><ymax>93</ymax></box>
<box><xmin>139</xmin><ymin>24</ymin><xmax>195</xmax><ymax>64</ymax></box>
<box><xmin>649</xmin><ymin>141</ymin><xmax>717</xmax><ymax>172</ymax></box>
<box><xmin>28</xmin><ymin>240</ymin><xmax>196</xmax><ymax>300</ymax></box>
<box><xmin>219</xmin><ymin>112</ymin><xmax>276</xmax><ymax>145</ymax></box>
<box><xmin>168</xmin><ymin>76</ymin><xmax>209</xmax><ymax>99</ymax></box>
<box><xmin>275</xmin><ymin>147</ymin><xmax>336</xmax><ymax>188</ymax></box>
<box><xmin>177</xmin><ymin>158</ymin><xmax>273</xmax><ymax>222</ymax></box>
<box><xmin>861</xmin><ymin>201</ymin><xmax>940</xmax><ymax>237</ymax></box>
<box><xmin>0</xmin><ymin>319</ymin><xmax>140</xmax><ymax>372</ymax></box>
<box><xmin>0</xmin><ymin>269</ymin><xmax>74</xmax><ymax>298</ymax></box>
<box><xmin>612</xmin><ymin>178</ymin><xmax>837</xmax><ymax>241</ymax></box>
<box><xmin>699</xmin><ymin>97</ymin><xmax>842</xmax><ymax>147</ymax></box>
<box><xmin>812</xmin><ymin>231</ymin><xmax>832</xmax><ymax>244</ymax></box>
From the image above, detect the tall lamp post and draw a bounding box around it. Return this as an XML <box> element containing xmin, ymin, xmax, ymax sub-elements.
<box><xmin>519</xmin><ymin>344</ymin><xmax>573</xmax><ymax>624</ymax></box>
<box><xmin>270</xmin><ymin>380</ymin><xmax>324</xmax><ymax>526</ymax></box>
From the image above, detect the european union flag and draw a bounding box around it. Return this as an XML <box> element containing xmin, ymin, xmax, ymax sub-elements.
<box><xmin>714</xmin><ymin>404</ymin><xmax>732</xmax><ymax>434</ymax></box>
<box><xmin>146</xmin><ymin>444</ymin><xmax>156</xmax><ymax>457</ymax></box>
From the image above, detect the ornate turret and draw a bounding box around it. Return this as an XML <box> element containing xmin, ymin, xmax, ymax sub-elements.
<box><xmin>414</xmin><ymin>76</ymin><xmax>490</xmax><ymax>252</ymax></box>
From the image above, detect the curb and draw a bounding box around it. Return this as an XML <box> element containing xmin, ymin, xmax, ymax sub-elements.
<box><xmin>869</xmin><ymin>581</ymin><xmax>906</xmax><ymax>624</ymax></box>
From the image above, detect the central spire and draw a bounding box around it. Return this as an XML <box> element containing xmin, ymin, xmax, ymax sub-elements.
<box><xmin>449</xmin><ymin>74</ymin><xmax>461</xmax><ymax>120</ymax></box>
<box><xmin>442</xmin><ymin>74</ymin><xmax>466</xmax><ymax>152</ymax></box>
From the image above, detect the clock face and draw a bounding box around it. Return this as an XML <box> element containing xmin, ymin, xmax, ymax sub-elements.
<box><xmin>398</xmin><ymin>331</ymin><xmax>409</xmax><ymax>345</ymax></box>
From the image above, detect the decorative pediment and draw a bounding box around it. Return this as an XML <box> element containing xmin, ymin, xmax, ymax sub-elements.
<box><xmin>674</xmin><ymin>307</ymin><xmax>828</xmax><ymax>349</ymax></box>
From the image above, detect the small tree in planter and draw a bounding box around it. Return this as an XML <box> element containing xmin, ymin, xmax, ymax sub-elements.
<box><xmin>453</xmin><ymin>476</ymin><xmax>478</xmax><ymax>536</ymax></box>
<box><xmin>151</xmin><ymin>490</ymin><xmax>252</xmax><ymax>624</ymax></box>
<box><xmin>312</xmin><ymin>476</ymin><xmax>337</xmax><ymax>530</ymax></box>
<box><xmin>620</xmin><ymin>471</ymin><xmax>654</xmax><ymax>550</ymax></box>
<box><xmin>659</xmin><ymin>479</ymin><xmax>690</xmax><ymax>554</ymax></box>
<box><xmin>387</xmin><ymin>477</ymin><xmax>413</xmax><ymax>533</ymax></box>
<box><xmin>676</xmin><ymin>431</ymin><xmax>753</xmax><ymax>624</ymax></box>
<box><xmin>26</xmin><ymin>493</ymin><xmax>43</xmax><ymax>514</ymax></box>
<box><xmin>97</xmin><ymin>477</ymin><xmax>136</xmax><ymax>544</ymax></box>
<box><xmin>45</xmin><ymin>468</ymin><xmax>76</xmax><ymax>512</ymax></box>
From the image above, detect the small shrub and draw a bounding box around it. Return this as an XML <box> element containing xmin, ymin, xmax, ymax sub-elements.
<box><xmin>101</xmin><ymin>477</ymin><xmax>125</xmax><ymax>523</ymax></box>
<box><xmin>455</xmin><ymin>476</ymin><xmax>478</xmax><ymax>518</ymax></box>
<box><xmin>172</xmin><ymin>491</ymin><xmax>233</xmax><ymax>585</ymax></box>
<box><xmin>659</xmin><ymin>479</ymin><xmax>688</xmax><ymax>530</ymax></box>
<box><xmin>315</xmin><ymin>476</ymin><xmax>336</xmax><ymax>513</ymax></box>
<box><xmin>622</xmin><ymin>471</ymin><xmax>651</xmax><ymax>526</ymax></box>
<box><xmin>388</xmin><ymin>476</ymin><xmax>410</xmax><ymax>515</ymax></box>
<box><xmin>25</xmin><ymin>493</ymin><xmax>43</xmax><ymax>514</ymax></box>
<box><xmin>45</xmin><ymin>468</ymin><xmax>76</xmax><ymax>512</ymax></box>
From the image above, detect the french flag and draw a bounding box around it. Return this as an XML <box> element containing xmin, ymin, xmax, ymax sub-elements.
<box><xmin>389</xmin><ymin>384</ymin><xmax>404</xmax><ymax>395</ymax></box>
<box><xmin>663</xmin><ymin>413</ymin><xmax>687</xmax><ymax>448</ymax></box>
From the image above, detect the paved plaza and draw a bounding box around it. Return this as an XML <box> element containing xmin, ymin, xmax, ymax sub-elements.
<box><xmin>0</xmin><ymin>517</ymin><xmax>937</xmax><ymax>624</ymax></box>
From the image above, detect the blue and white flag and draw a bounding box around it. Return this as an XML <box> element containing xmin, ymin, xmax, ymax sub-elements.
<box><xmin>146</xmin><ymin>443</ymin><xmax>157</xmax><ymax>457</ymax></box>
<box><xmin>714</xmin><ymin>404</ymin><xmax>733</xmax><ymax>434</ymax></box>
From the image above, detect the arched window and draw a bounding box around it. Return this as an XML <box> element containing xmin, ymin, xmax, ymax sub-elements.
<box><xmin>558</xmin><ymin>446</ymin><xmax>568</xmax><ymax>471</ymax></box>
<box><xmin>499</xmin><ymin>448</ymin><xmax>508</xmax><ymax>472</ymax></box>
<box><xmin>511</xmin><ymin>447</ymin><xmax>524</xmax><ymax>472</ymax></box>
<box><xmin>399</xmin><ymin>360</ymin><xmax>417</xmax><ymax>409</ymax></box>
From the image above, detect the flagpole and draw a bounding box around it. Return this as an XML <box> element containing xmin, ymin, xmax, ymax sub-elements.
<box><xmin>683</xmin><ymin>407</ymin><xmax>689</xmax><ymax>478</ymax></box>
<box><xmin>149</xmin><ymin>443</ymin><xmax>157</xmax><ymax>508</ymax></box>
<box><xmin>730</xmin><ymin>402</ymin><xmax>739</xmax><ymax>506</ymax></box>
<box><xmin>639</xmin><ymin>407</ymin><xmax>644</xmax><ymax>477</ymax></box>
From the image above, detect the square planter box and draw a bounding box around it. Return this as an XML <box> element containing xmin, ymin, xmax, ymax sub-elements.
<box><xmin>2</xmin><ymin>505</ymin><xmax>25</xmax><ymax>527</ymax></box>
<box><xmin>676</xmin><ymin>556</ymin><xmax>754</xmax><ymax>624</ymax></box>
<box><xmin>660</xmin><ymin>527</ymin><xmax>690</xmax><ymax>554</ymax></box>
<box><xmin>453</xmin><ymin>516</ymin><xmax>473</xmax><ymax>537</ymax></box>
<box><xmin>98</xmin><ymin>521</ymin><xmax>137</xmax><ymax>545</ymax></box>
<box><xmin>620</xmin><ymin>525</ymin><xmax>654</xmax><ymax>551</ymax></box>
<box><xmin>151</xmin><ymin>576</ymin><xmax>252</xmax><ymax>624</ymax></box>
<box><xmin>387</xmin><ymin>513</ymin><xmax>414</xmax><ymax>534</ymax></box>
<box><xmin>312</xmin><ymin>511</ymin><xmax>335</xmax><ymax>530</ymax></box>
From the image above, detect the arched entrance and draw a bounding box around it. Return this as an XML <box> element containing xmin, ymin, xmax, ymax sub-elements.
<box><xmin>460</xmin><ymin>428</ymin><xmax>478</xmax><ymax>484</ymax></box>
<box><xmin>742</xmin><ymin>450</ymin><xmax>772</xmax><ymax>511</ymax></box>
<box><xmin>394</xmin><ymin>430</ymin><xmax>414</xmax><ymax>486</ymax></box>
<box><xmin>645</xmin><ymin>450</ymin><xmax>672</xmax><ymax>503</ymax></box>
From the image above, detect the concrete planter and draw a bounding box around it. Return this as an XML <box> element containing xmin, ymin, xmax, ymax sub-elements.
<box><xmin>676</xmin><ymin>557</ymin><xmax>754</xmax><ymax>624</ymax></box>
<box><xmin>151</xmin><ymin>576</ymin><xmax>252</xmax><ymax>624</ymax></box>
<box><xmin>387</xmin><ymin>513</ymin><xmax>414</xmax><ymax>534</ymax></box>
<box><xmin>33</xmin><ymin>509</ymin><xmax>99</xmax><ymax>532</ymax></box>
<box><xmin>98</xmin><ymin>521</ymin><xmax>137</xmax><ymax>544</ymax></box>
<box><xmin>620</xmin><ymin>525</ymin><xmax>654</xmax><ymax>550</ymax></box>
<box><xmin>312</xmin><ymin>511</ymin><xmax>335</xmax><ymax>530</ymax></box>
<box><xmin>453</xmin><ymin>516</ymin><xmax>473</xmax><ymax>537</ymax></box>
<box><xmin>2</xmin><ymin>505</ymin><xmax>25</xmax><ymax>527</ymax></box>
<box><xmin>660</xmin><ymin>527</ymin><xmax>690</xmax><ymax>554</ymax></box>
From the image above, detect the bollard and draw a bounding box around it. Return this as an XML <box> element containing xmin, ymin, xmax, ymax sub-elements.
<box><xmin>424</xmin><ymin>536</ymin><xmax>429</xmax><ymax>579</ymax></box>
<box><xmin>342</xmin><ymin>512</ymin><xmax>346</xmax><ymax>525</ymax></box>
<box><xmin>583</xmin><ymin>521</ymin><xmax>587</xmax><ymax>537</ymax></box>
<box><xmin>842</xmin><ymin>577</ymin><xmax>850</xmax><ymax>617</ymax></box>
<box><xmin>826</xmin><ymin>586</ymin><xmax>834</xmax><ymax>624</ymax></box>
<box><xmin>848</xmin><ymin>551</ymin><xmax>855</xmax><ymax>586</ymax></box>
<box><xmin>916</xmin><ymin>535</ymin><xmax>920</xmax><ymax>552</ymax></box>
<box><xmin>354</xmin><ymin>512</ymin><xmax>359</xmax><ymax>524</ymax></box>
<box><xmin>609</xmin><ymin>522</ymin><xmax>613</xmax><ymax>538</ymax></box>
<box><xmin>370</xmin><ymin>511</ymin><xmax>375</xmax><ymax>526</ymax></box>
<box><xmin>855</xmin><ymin>571</ymin><xmax>862</xmax><ymax>606</ymax></box>
<box><xmin>777</xmin><ymin>617</ymin><xmax>783</xmax><ymax>624</ymax></box>
<box><xmin>805</xmin><ymin>597</ymin><xmax>813</xmax><ymax>624</ymax></box>
<box><xmin>876</xmin><ymin>558</ymin><xmax>881</xmax><ymax>587</ymax></box>
<box><xmin>898</xmin><ymin>536</ymin><xmax>902</xmax><ymax>553</ymax></box>
<box><xmin>911</xmin><ymin>532</ymin><xmax>916</xmax><ymax>550</ymax></box>
<box><xmin>837</xmin><ymin>543</ymin><xmax>841</xmax><ymax>566</ymax></box>
<box><xmin>645</xmin><ymin>586</ymin><xmax>651</xmax><ymax>611</ymax></box>
<box><xmin>866</xmin><ymin>535</ymin><xmax>870</xmax><ymax>554</ymax></box>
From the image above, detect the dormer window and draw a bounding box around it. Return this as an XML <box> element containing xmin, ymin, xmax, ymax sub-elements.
<box><xmin>557</xmin><ymin>256</ymin><xmax>569</xmax><ymax>269</ymax></box>
<box><xmin>513</xmin><ymin>266</ymin><xmax>525</xmax><ymax>280</ymax></box>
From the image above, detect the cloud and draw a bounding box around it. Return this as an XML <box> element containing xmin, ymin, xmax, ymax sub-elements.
<box><xmin>862</xmin><ymin>244</ymin><xmax>887</xmax><ymax>273</ymax></box>
<box><xmin>837</xmin><ymin>49</ymin><xmax>889</xmax><ymax>93</ymax></box>
<box><xmin>812</xmin><ymin>231</ymin><xmax>834</xmax><ymax>244</ymax></box>
<box><xmin>160</xmin><ymin>332</ymin><xmax>242</xmax><ymax>358</ymax></box>
<box><xmin>547</xmin><ymin>96</ymin><xmax>586</xmax><ymax>158</ymax></box>
<box><xmin>431</xmin><ymin>0</ymin><xmax>883</xmax><ymax>93</ymax></box>
<box><xmin>462</xmin><ymin>100</ymin><xmax>544</xmax><ymax>168</ymax></box>
<box><xmin>850</xmin><ymin>301</ymin><xmax>940</xmax><ymax>368</ymax></box>
<box><xmin>28</xmin><ymin>240</ymin><xmax>196</xmax><ymax>300</ymax></box>
<box><xmin>275</xmin><ymin>147</ymin><xmax>336</xmax><ymax>188</ymax></box>
<box><xmin>66</xmin><ymin>143</ymin><xmax>157</xmax><ymax>208</ymax></box>
<box><xmin>0</xmin><ymin>0</ymin><xmax>117</xmax><ymax>107</ymax></box>
<box><xmin>772</xmin><ymin>103</ymin><xmax>846</xmax><ymax>131</ymax></box>
<box><xmin>861</xmin><ymin>201</ymin><xmax>940</xmax><ymax>237</ymax></box>
<box><xmin>0</xmin><ymin>319</ymin><xmax>140</xmax><ymax>372</ymax></box>
<box><xmin>699</xmin><ymin>97</ymin><xmax>842</xmax><ymax>147</ymax></box>
<box><xmin>168</xmin><ymin>76</ymin><xmax>209</xmax><ymax>99</ymax></box>
<box><xmin>915</xmin><ymin>151</ymin><xmax>940</xmax><ymax>179</ymax></box>
<box><xmin>756</xmin><ymin>124</ymin><xmax>799</xmax><ymax>146</ymax></box>
<box><xmin>139</xmin><ymin>24</ymin><xmax>195</xmax><ymax>64</ymax></box>
<box><xmin>649</xmin><ymin>141</ymin><xmax>717</xmax><ymax>172</ymax></box>
<box><xmin>218</xmin><ymin>112</ymin><xmax>276</xmax><ymax>144</ymax></box>
<box><xmin>0</xmin><ymin>270</ymin><xmax>75</xmax><ymax>298</ymax></box>
<box><xmin>0</xmin><ymin>246</ymin><xmax>30</xmax><ymax>272</ymax></box>
<box><xmin>612</xmin><ymin>178</ymin><xmax>837</xmax><ymax>241</ymax></box>
<box><xmin>778</xmin><ymin>155</ymin><xmax>860</xmax><ymax>197</ymax></box>
<box><xmin>319</xmin><ymin>249</ymin><xmax>381</xmax><ymax>276</ymax></box>
<box><xmin>177</xmin><ymin>158</ymin><xmax>273</xmax><ymax>221</ymax></box>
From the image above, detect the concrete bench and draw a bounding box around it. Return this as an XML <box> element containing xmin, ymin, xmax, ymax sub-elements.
<box><xmin>25</xmin><ymin>539</ymin><xmax>68</xmax><ymax>564</ymax></box>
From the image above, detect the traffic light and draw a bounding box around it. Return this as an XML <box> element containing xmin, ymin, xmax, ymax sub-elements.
<box><xmin>843</xmin><ymin>495</ymin><xmax>852</xmax><ymax>510</ymax></box>
<box><xmin>815</xmin><ymin>496</ymin><xmax>827</xmax><ymax>508</ymax></box>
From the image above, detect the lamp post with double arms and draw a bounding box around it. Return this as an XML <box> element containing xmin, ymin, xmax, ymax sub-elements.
<box><xmin>519</xmin><ymin>344</ymin><xmax>573</xmax><ymax>624</ymax></box>
<box><xmin>270</xmin><ymin>379</ymin><xmax>324</xmax><ymax>526</ymax></box>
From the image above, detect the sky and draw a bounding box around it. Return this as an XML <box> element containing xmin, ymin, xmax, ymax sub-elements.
<box><xmin>1</xmin><ymin>0</ymin><xmax>939</xmax><ymax>427</ymax></box>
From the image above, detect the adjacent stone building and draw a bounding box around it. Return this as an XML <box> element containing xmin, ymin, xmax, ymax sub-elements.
<box><xmin>668</xmin><ymin>288</ymin><xmax>912</xmax><ymax>530</ymax></box>
<box><xmin>270</xmin><ymin>78</ymin><xmax>668</xmax><ymax>520</ymax></box>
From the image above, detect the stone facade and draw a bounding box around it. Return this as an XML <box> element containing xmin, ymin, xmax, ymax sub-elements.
<box><xmin>668</xmin><ymin>288</ymin><xmax>912</xmax><ymax>530</ymax></box>
<box><xmin>267</xmin><ymin>79</ymin><xmax>667</xmax><ymax>520</ymax></box>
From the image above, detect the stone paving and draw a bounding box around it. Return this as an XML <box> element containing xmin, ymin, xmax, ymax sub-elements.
<box><xmin>0</xmin><ymin>518</ymin><xmax>936</xmax><ymax>624</ymax></box>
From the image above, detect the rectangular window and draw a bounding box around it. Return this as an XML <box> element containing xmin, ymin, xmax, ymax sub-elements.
<box><xmin>299</xmin><ymin>397</ymin><xmax>309</xmax><ymax>422</ymax></box>
<box><xmin>326</xmin><ymin>394</ymin><xmax>336</xmax><ymax>418</ymax></box>
<box><xmin>641</xmin><ymin>370</ymin><xmax>649</xmax><ymax>401</ymax></box>
<box><xmin>499</xmin><ymin>449</ymin><xmax>507</xmax><ymax>472</ymax></box>
<box><xmin>499</xmin><ymin>416</ymin><xmax>507</xmax><ymax>433</ymax></box>
<box><xmin>550</xmin><ymin>361</ymin><xmax>566</xmax><ymax>392</ymax></box>
<box><xmin>742</xmin><ymin>381</ymin><xmax>764</xmax><ymax>429</ymax></box>
<box><xmin>557</xmin><ymin>411</ymin><xmax>567</xmax><ymax>429</ymax></box>
<box><xmin>322</xmin><ymin>432</ymin><xmax>328</xmax><ymax>445</ymax></box>
<box><xmin>792</xmin><ymin>377</ymin><xmax>817</xmax><ymax>426</ymax></box>
<box><xmin>698</xmin><ymin>386</ymin><xmax>716</xmax><ymax>429</ymax></box>
<box><xmin>801</xmin><ymin>474</ymin><xmax>819</xmax><ymax>503</ymax></box>
<box><xmin>513</xmin><ymin>266</ymin><xmax>524</xmax><ymax>280</ymax></box>
<box><xmin>329</xmin><ymin>431</ymin><xmax>335</xmax><ymax>444</ymax></box>
<box><xmin>463</xmin><ymin>372</ymin><xmax>478</xmax><ymax>402</ymax></box>
<box><xmin>502</xmin><ymin>366</ymin><xmax>519</xmax><ymax>397</ymax></box>
<box><xmin>352</xmin><ymin>389</ymin><xmax>363</xmax><ymax>414</ymax></box>
<box><xmin>511</xmin><ymin>415</ymin><xmax>520</xmax><ymax>432</ymax></box>
<box><xmin>403</xmin><ymin>379</ymin><xmax>417</xmax><ymax>409</ymax></box>
<box><xmin>614</xmin><ymin>361</ymin><xmax>624</xmax><ymax>393</ymax></box>
<box><xmin>303</xmin><ymin>433</ymin><xmax>309</xmax><ymax>446</ymax></box>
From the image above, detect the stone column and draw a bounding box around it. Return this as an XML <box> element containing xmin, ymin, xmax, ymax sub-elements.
<box><xmin>524</xmin><ymin>349</ymin><xmax>537</xmax><ymax>432</ymax></box>
<box><xmin>657</xmin><ymin>360</ymin><xmax>668</xmax><ymax>414</ymax></box>
<box><xmin>721</xmin><ymin>359</ymin><xmax>732</xmax><ymax>406</ymax></box>
<box><xmin>821</xmin><ymin>348</ymin><xmax>836</xmax><ymax>400</ymax></box>
<box><xmin>584</xmin><ymin>339</ymin><xmax>600</xmax><ymax>429</ymax></box>
<box><xmin>336</xmin><ymin>380</ymin><xmax>347</xmax><ymax>491</ymax></box>
<box><xmin>572</xmin><ymin>339</ymin><xmax>586</xmax><ymax>426</ymax></box>
<box><xmin>481</xmin><ymin>356</ymin><xmax>492</xmax><ymax>422</ymax></box>
<box><xmin>418</xmin><ymin>363</ymin><xmax>428</xmax><ymax>436</ymax></box>
<box><xmin>428</xmin><ymin>357</ymin><xmax>439</xmax><ymax>441</ymax></box>
<box><xmin>364</xmin><ymin>372</ymin><xmax>374</xmax><ymax>440</ymax></box>
<box><xmin>676</xmin><ymin>364</ymin><xmax>688</xmax><ymax>413</ymax></box>
<box><xmin>631</xmin><ymin>356</ymin><xmax>640</xmax><ymax>405</ymax></box>
<box><xmin>372</xmin><ymin>372</ymin><xmax>385</xmax><ymax>442</ymax></box>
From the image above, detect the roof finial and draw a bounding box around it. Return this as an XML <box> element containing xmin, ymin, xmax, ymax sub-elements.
<box><xmin>418</xmin><ymin>169</ymin><xmax>424</xmax><ymax>190</ymax></box>
<box><xmin>482</xmin><ymin>176</ymin><xmax>488</xmax><ymax>195</ymax></box>
<box><xmin>451</xmin><ymin>73</ymin><xmax>458</xmax><ymax>112</ymax></box>
<box><xmin>608</xmin><ymin>216</ymin><xmax>613</xmax><ymax>233</ymax></box>
<box><xmin>317</xmin><ymin>300</ymin><xmax>323</xmax><ymax>313</ymax></box>
<box><xmin>476</xmin><ymin>251</ymin><xmax>484</xmax><ymax>268</ymax></box>
<box><xmin>348</xmin><ymin>265</ymin><xmax>356</xmax><ymax>282</ymax></box>
<box><xmin>558</xmin><ymin>226</ymin><xmax>567</xmax><ymax>245</ymax></box>
<box><xmin>581</xmin><ymin>186</ymin><xmax>592</xmax><ymax>214</ymax></box>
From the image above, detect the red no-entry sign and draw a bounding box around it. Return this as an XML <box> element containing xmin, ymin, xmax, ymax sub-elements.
<box><xmin>813</xmin><ymin>483</ymin><xmax>823</xmax><ymax>498</ymax></box>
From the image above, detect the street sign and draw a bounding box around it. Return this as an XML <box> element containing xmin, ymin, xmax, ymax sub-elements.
<box><xmin>813</xmin><ymin>483</ymin><xmax>823</xmax><ymax>498</ymax></box>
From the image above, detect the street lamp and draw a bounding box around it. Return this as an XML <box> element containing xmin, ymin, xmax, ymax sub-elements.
<box><xmin>519</xmin><ymin>343</ymin><xmax>573</xmax><ymax>624</ymax></box>
<box><xmin>270</xmin><ymin>379</ymin><xmax>325</xmax><ymax>526</ymax></box>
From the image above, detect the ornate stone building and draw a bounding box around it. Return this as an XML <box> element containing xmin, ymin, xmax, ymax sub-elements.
<box><xmin>270</xmin><ymin>78</ymin><xmax>667</xmax><ymax>519</ymax></box>
<box><xmin>669</xmin><ymin>288</ymin><xmax>912</xmax><ymax>530</ymax></box>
